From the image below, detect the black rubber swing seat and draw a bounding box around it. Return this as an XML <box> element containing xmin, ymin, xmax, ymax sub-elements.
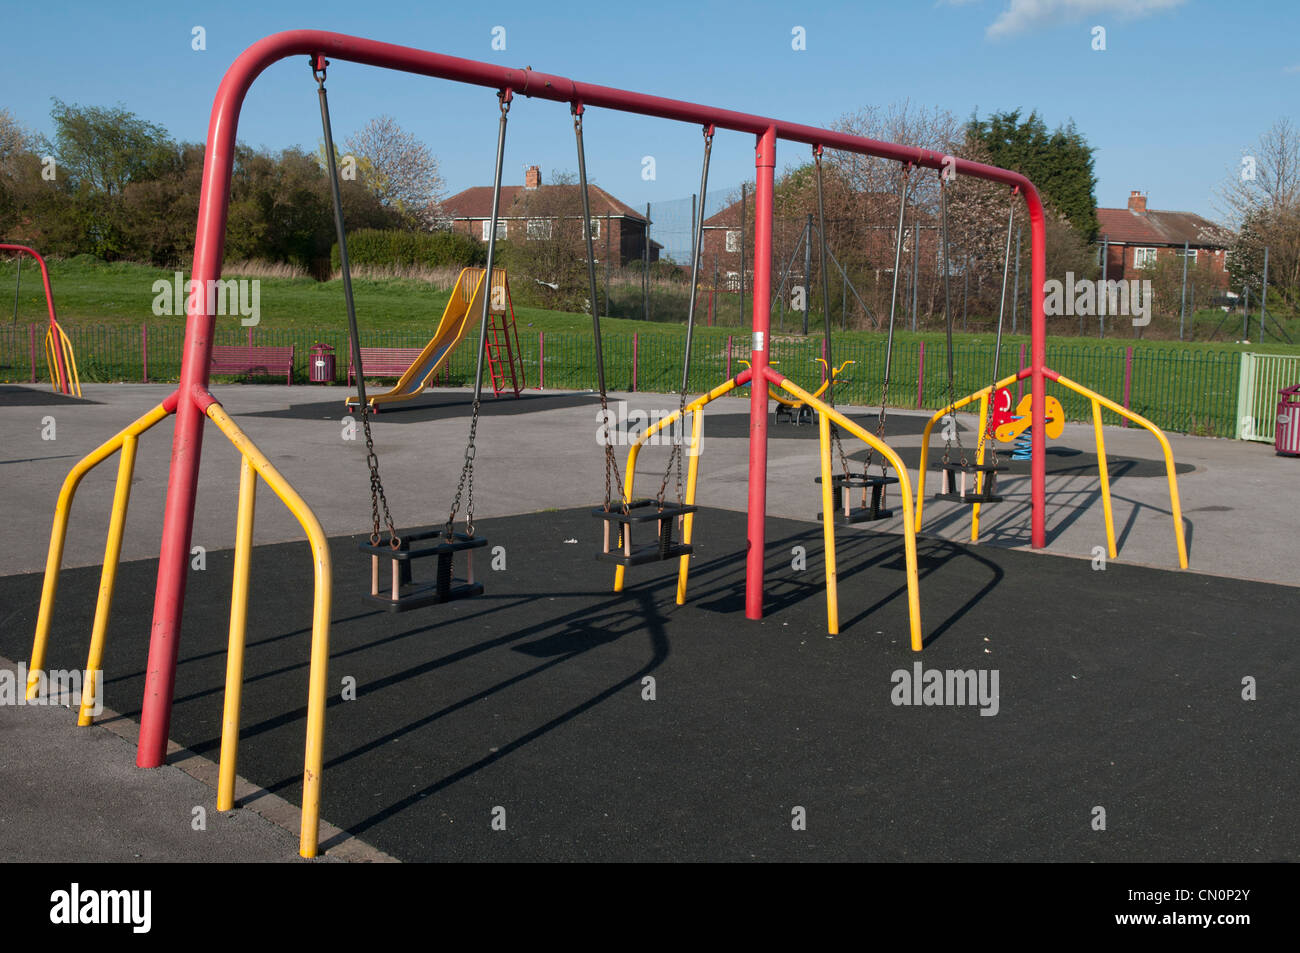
<box><xmin>592</xmin><ymin>499</ymin><xmax>697</xmax><ymax>566</ymax></box>
<box><xmin>359</xmin><ymin>529</ymin><xmax>488</xmax><ymax>612</ymax></box>
<box><xmin>815</xmin><ymin>472</ymin><xmax>900</xmax><ymax>524</ymax></box>
<box><xmin>774</xmin><ymin>402</ymin><xmax>814</xmax><ymax>425</ymax></box>
<box><xmin>934</xmin><ymin>461</ymin><xmax>1006</xmax><ymax>504</ymax></box>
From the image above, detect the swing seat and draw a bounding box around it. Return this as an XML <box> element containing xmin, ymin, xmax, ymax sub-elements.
<box><xmin>593</xmin><ymin>499</ymin><xmax>697</xmax><ymax>566</ymax></box>
<box><xmin>774</xmin><ymin>402</ymin><xmax>813</xmax><ymax>425</ymax></box>
<box><xmin>815</xmin><ymin>473</ymin><xmax>899</xmax><ymax>524</ymax></box>
<box><xmin>359</xmin><ymin>529</ymin><xmax>488</xmax><ymax>612</ymax></box>
<box><xmin>934</xmin><ymin>461</ymin><xmax>1005</xmax><ymax>504</ymax></box>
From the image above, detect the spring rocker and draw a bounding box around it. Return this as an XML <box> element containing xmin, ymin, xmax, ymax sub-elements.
<box><xmin>770</xmin><ymin>358</ymin><xmax>855</xmax><ymax>424</ymax></box>
<box><xmin>2</xmin><ymin>244</ymin><xmax>81</xmax><ymax>397</ymax></box>
<box><xmin>24</xmin><ymin>29</ymin><xmax>1130</xmax><ymax>858</ymax></box>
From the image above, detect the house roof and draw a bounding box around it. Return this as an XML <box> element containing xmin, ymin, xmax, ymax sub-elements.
<box><xmin>1097</xmin><ymin>207</ymin><xmax>1232</xmax><ymax>248</ymax></box>
<box><xmin>442</xmin><ymin>184</ymin><xmax>646</xmax><ymax>221</ymax></box>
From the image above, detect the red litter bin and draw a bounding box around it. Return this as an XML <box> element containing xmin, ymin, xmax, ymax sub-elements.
<box><xmin>1276</xmin><ymin>384</ymin><xmax>1300</xmax><ymax>457</ymax></box>
<box><xmin>309</xmin><ymin>343</ymin><xmax>335</xmax><ymax>384</ymax></box>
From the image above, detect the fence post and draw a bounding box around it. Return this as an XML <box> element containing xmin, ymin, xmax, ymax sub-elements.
<box><xmin>143</xmin><ymin>324</ymin><xmax>149</xmax><ymax>383</ymax></box>
<box><xmin>632</xmin><ymin>332</ymin><xmax>638</xmax><ymax>392</ymax></box>
<box><xmin>916</xmin><ymin>340</ymin><xmax>925</xmax><ymax>409</ymax></box>
<box><xmin>29</xmin><ymin>323</ymin><xmax>37</xmax><ymax>383</ymax></box>
<box><xmin>247</xmin><ymin>324</ymin><xmax>253</xmax><ymax>347</ymax></box>
<box><xmin>726</xmin><ymin>334</ymin><xmax>733</xmax><ymax>380</ymax></box>
<box><xmin>1122</xmin><ymin>346</ymin><xmax>1133</xmax><ymax>427</ymax></box>
<box><xmin>1015</xmin><ymin>341</ymin><xmax>1026</xmax><ymax>405</ymax></box>
<box><xmin>538</xmin><ymin>331</ymin><xmax>545</xmax><ymax>390</ymax></box>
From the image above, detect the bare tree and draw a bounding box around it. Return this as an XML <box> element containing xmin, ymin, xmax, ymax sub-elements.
<box><xmin>343</xmin><ymin>116</ymin><xmax>446</xmax><ymax>228</ymax></box>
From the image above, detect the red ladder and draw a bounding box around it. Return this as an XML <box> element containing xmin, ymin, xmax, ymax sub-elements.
<box><xmin>484</xmin><ymin>274</ymin><xmax>526</xmax><ymax>397</ymax></box>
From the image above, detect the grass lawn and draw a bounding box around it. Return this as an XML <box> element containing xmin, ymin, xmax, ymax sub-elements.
<box><xmin>4</xmin><ymin>256</ymin><xmax>1297</xmax><ymax>357</ymax></box>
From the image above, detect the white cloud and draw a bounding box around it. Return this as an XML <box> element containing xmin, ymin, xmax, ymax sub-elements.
<box><xmin>1285</xmin><ymin>63</ymin><xmax>1300</xmax><ymax>74</ymax></box>
<box><xmin>986</xmin><ymin>0</ymin><xmax>1186</xmax><ymax>39</ymax></box>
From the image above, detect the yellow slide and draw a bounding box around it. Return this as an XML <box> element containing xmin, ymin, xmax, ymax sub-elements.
<box><xmin>347</xmin><ymin>266</ymin><xmax>501</xmax><ymax>410</ymax></box>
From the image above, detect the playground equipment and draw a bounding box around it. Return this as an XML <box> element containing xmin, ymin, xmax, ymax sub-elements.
<box><xmin>344</xmin><ymin>265</ymin><xmax>523</xmax><ymax>411</ymax></box>
<box><xmin>593</xmin><ymin>119</ymin><xmax>710</xmax><ymax>569</ymax></box>
<box><xmin>319</xmin><ymin>62</ymin><xmax>498</xmax><ymax>611</ymax></box>
<box><xmin>27</xmin><ymin>29</ymin><xmax>1132</xmax><ymax>858</ymax></box>
<box><xmin>3</xmin><ymin>244</ymin><xmax>81</xmax><ymax>397</ymax></box>
<box><xmin>738</xmin><ymin>357</ymin><xmax>854</xmax><ymax>424</ymax></box>
<box><xmin>814</xmin><ymin>152</ymin><xmax>909</xmax><ymax>528</ymax></box>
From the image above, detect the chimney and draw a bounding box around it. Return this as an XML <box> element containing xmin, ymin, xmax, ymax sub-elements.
<box><xmin>524</xmin><ymin>165</ymin><xmax>541</xmax><ymax>190</ymax></box>
<box><xmin>1128</xmin><ymin>190</ymin><xmax>1147</xmax><ymax>213</ymax></box>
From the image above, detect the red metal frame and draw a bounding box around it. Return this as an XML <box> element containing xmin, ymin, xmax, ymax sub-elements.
<box><xmin>1</xmin><ymin>244</ymin><xmax>71</xmax><ymax>394</ymax></box>
<box><xmin>136</xmin><ymin>30</ymin><xmax>1050</xmax><ymax>766</ymax></box>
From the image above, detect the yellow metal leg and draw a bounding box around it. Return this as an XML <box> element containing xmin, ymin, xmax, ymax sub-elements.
<box><xmin>971</xmin><ymin>392</ymin><xmax>989</xmax><ymax>544</ymax></box>
<box><xmin>203</xmin><ymin>400</ymin><xmax>332</xmax><ymax>859</ymax></box>
<box><xmin>78</xmin><ymin>434</ymin><xmax>138</xmax><ymax>726</ymax></box>
<box><xmin>817</xmin><ymin>410</ymin><xmax>839</xmax><ymax>635</ymax></box>
<box><xmin>675</xmin><ymin>408</ymin><xmax>704</xmax><ymax>605</ymax></box>
<box><xmin>28</xmin><ymin>400</ymin><xmax>174</xmax><ymax>700</ymax></box>
<box><xmin>1091</xmin><ymin>398</ymin><xmax>1118</xmax><ymax>560</ymax></box>
<box><xmin>776</xmin><ymin>377</ymin><xmax>922</xmax><ymax>650</ymax></box>
<box><xmin>218</xmin><ymin>456</ymin><xmax>257</xmax><ymax>812</ymax></box>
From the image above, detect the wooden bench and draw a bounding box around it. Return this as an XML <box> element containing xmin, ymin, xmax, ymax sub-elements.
<box><xmin>347</xmin><ymin>346</ymin><xmax>425</xmax><ymax>385</ymax></box>
<box><xmin>209</xmin><ymin>345</ymin><xmax>295</xmax><ymax>385</ymax></box>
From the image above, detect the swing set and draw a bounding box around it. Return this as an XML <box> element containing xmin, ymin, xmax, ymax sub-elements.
<box><xmin>3</xmin><ymin>243</ymin><xmax>81</xmax><ymax>397</ymax></box>
<box><xmin>22</xmin><ymin>30</ymin><xmax>1187</xmax><ymax>860</ymax></box>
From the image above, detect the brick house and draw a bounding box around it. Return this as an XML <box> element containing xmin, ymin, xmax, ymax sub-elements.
<box><xmin>1096</xmin><ymin>191</ymin><xmax>1233</xmax><ymax>289</ymax></box>
<box><xmin>699</xmin><ymin>191</ymin><xmax>941</xmax><ymax>291</ymax></box>
<box><xmin>441</xmin><ymin>165</ymin><xmax>659</xmax><ymax>266</ymax></box>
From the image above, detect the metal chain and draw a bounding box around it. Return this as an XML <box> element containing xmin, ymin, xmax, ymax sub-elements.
<box><xmin>446</xmin><ymin>396</ymin><xmax>481</xmax><ymax>538</ymax></box>
<box><xmin>315</xmin><ymin>58</ymin><xmax>400</xmax><ymax>549</ymax></box>
<box><xmin>939</xmin><ymin>175</ymin><xmax>967</xmax><ymax>468</ymax></box>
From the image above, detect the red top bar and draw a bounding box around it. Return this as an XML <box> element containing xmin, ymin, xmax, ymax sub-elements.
<box><xmin>222</xmin><ymin>30</ymin><xmax>1035</xmax><ymax>190</ymax></box>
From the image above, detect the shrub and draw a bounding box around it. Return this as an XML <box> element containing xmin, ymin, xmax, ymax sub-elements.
<box><xmin>331</xmin><ymin>228</ymin><xmax>486</xmax><ymax>271</ymax></box>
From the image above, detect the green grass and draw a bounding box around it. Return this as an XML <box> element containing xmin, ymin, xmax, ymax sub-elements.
<box><xmin>4</xmin><ymin>256</ymin><xmax>1297</xmax><ymax>355</ymax></box>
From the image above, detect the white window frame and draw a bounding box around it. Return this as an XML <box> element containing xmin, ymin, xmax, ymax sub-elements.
<box><xmin>527</xmin><ymin>218</ymin><xmax>553</xmax><ymax>241</ymax></box>
<box><xmin>1176</xmin><ymin>247</ymin><xmax>1199</xmax><ymax>264</ymax></box>
<box><xmin>1133</xmin><ymin>246</ymin><xmax>1158</xmax><ymax>269</ymax></box>
<box><xmin>482</xmin><ymin>219</ymin><xmax>508</xmax><ymax>241</ymax></box>
<box><xmin>726</xmin><ymin>230</ymin><xmax>740</xmax><ymax>253</ymax></box>
<box><xmin>586</xmin><ymin>217</ymin><xmax>600</xmax><ymax>240</ymax></box>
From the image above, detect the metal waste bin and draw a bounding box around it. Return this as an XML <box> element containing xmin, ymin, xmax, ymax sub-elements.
<box><xmin>1277</xmin><ymin>384</ymin><xmax>1300</xmax><ymax>457</ymax></box>
<box><xmin>309</xmin><ymin>343</ymin><xmax>335</xmax><ymax>384</ymax></box>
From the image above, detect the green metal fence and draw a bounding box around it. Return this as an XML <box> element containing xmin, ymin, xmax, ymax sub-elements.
<box><xmin>0</xmin><ymin>321</ymin><xmax>1243</xmax><ymax>438</ymax></box>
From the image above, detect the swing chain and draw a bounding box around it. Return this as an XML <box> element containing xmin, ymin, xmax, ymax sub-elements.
<box><xmin>362</xmin><ymin>407</ymin><xmax>400</xmax><ymax>548</ymax></box>
<box><xmin>939</xmin><ymin>175</ymin><xmax>967</xmax><ymax>468</ymax></box>
<box><xmin>446</xmin><ymin>398</ymin><xmax>481</xmax><ymax>539</ymax></box>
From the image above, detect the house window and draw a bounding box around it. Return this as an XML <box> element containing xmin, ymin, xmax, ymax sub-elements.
<box><xmin>724</xmin><ymin>271</ymin><xmax>740</xmax><ymax>290</ymax></box>
<box><xmin>1176</xmin><ymin>247</ymin><xmax>1199</xmax><ymax>264</ymax></box>
<box><xmin>527</xmin><ymin>218</ymin><xmax>553</xmax><ymax>240</ymax></box>
<box><xmin>726</xmin><ymin>230</ymin><xmax>740</xmax><ymax>253</ymax></box>
<box><xmin>586</xmin><ymin>218</ymin><xmax>600</xmax><ymax>240</ymax></box>
<box><xmin>1133</xmin><ymin>247</ymin><xmax>1158</xmax><ymax>269</ymax></box>
<box><xmin>1223</xmin><ymin>251</ymin><xmax>1230</xmax><ymax>272</ymax></box>
<box><xmin>482</xmin><ymin>219</ymin><xmax>508</xmax><ymax>241</ymax></box>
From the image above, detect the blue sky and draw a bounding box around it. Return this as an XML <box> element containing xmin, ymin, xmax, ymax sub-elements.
<box><xmin>2</xmin><ymin>0</ymin><xmax>1297</xmax><ymax>226</ymax></box>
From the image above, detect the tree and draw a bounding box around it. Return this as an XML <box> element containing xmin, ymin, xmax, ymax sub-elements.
<box><xmin>1219</xmin><ymin>119</ymin><xmax>1300</xmax><ymax>312</ymax></box>
<box><xmin>44</xmin><ymin>99</ymin><xmax>177</xmax><ymax>196</ymax></box>
<box><xmin>966</xmin><ymin>109</ymin><xmax>1099</xmax><ymax>240</ymax></box>
<box><xmin>342</xmin><ymin>116</ymin><xmax>446</xmax><ymax>228</ymax></box>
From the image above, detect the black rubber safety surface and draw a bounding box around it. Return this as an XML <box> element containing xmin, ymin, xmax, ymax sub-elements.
<box><xmin>238</xmin><ymin>391</ymin><xmax>601</xmax><ymax>423</ymax></box>
<box><xmin>3</xmin><ymin>507</ymin><xmax>1294</xmax><ymax>862</ymax></box>
<box><xmin>0</xmin><ymin>385</ymin><xmax>97</xmax><ymax>406</ymax></box>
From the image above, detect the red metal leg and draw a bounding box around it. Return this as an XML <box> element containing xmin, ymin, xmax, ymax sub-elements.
<box><xmin>745</xmin><ymin>127</ymin><xmax>776</xmax><ymax>620</ymax></box>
